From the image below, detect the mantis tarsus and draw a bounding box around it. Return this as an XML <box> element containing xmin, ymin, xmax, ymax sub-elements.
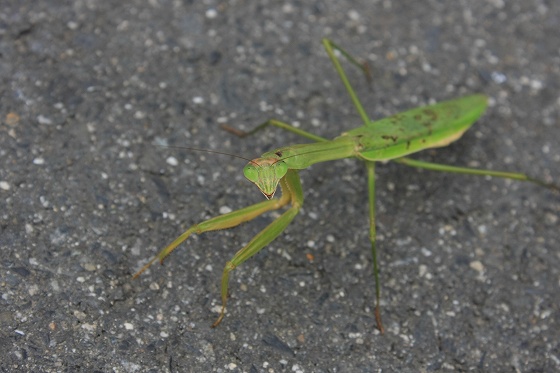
<box><xmin>134</xmin><ymin>38</ymin><xmax>558</xmax><ymax>334</ymax></box>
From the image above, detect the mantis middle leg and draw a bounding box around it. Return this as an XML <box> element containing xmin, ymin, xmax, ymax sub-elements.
<box><xmin>367</xmin><ymin>161</ymin><xmax>385</xmax><ymax>334</ymax></box>
<box><xmin>222</xmin><ymin>119</ymin><xmax>327</xmax><ymax>142</ymax></box>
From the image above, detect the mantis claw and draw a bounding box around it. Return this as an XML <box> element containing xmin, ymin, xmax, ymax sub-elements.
<box><xmin>211</xmin><ymin>309</ymin><xmax>226</xmax><ymax>328</ymax></box>
<box><xmin>374</xmin><ymin>306</ymin><xmax>385</xmax><ymax>335</ymax></box>
<box><xmin>220</xmin><ymin>124</ymin><xmax>248</xmax><ymax>138</ymax></box>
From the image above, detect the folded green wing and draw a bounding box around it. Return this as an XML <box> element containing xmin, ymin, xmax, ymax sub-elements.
<box><xmin>339</xmin><ymin>94</ymin><xmax>488</xmax><ymax>161</ymax></box>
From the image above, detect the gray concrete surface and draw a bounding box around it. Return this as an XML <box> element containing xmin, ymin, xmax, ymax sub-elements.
<box><xmin>1</xmin><ymin>1</ymin><xmax>559</xmax><ymax>372</ymax></box>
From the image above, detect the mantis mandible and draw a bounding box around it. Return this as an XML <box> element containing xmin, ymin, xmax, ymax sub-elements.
<box><xmin>134</xmin><ymin>39</ymin><xmax>558</xmax><ymax>334</ymax></box>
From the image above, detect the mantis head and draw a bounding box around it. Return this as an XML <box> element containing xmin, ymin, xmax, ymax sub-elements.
<box><xmin>243</xmin><ymin>158</ymin><xmax>288</xmax><ymax>199</ymax></box>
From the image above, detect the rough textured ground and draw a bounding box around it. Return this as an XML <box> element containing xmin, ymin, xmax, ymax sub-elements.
<box><xmin>1</xmin><ymin>1</ymin><xmax>559</xmax><ymax>372</ymax></box>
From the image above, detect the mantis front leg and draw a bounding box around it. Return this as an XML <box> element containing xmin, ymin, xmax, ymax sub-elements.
<box><xmin>212</xmin><ymin>169</ymin><xmax>304</xmax><ymax>326</ymax></box>
<box><xmin>134</xmin><ymin>169</ymin><xmax>304</xmax><ymax>327</ymax></box>
<box><xmin>133</xmin><ymin>196</ymin><xmax>290</xmax><ymax>278</ymax></box>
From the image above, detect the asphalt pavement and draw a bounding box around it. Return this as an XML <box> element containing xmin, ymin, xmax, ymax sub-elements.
<box><xmin>1</xmin><ymin>1</ymin><xmax>559</xmax><ymax>372</ymax></box>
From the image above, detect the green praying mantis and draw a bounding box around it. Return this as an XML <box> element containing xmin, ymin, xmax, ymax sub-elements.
<box><xmin>134</xmin><ymin>39</ymin><xmax>558</xmax><ymax>334</ymax></box>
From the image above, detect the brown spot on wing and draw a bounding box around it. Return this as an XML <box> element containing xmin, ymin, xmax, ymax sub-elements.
<box><xmin>422</xmin><ymin>108</ymin><xmax>438</xmax><ymax>121</ymax></box>
<box><xmin>381</xmin><ymin>135</ymin><xmax>398</xmax><ymax>142</ymax></box>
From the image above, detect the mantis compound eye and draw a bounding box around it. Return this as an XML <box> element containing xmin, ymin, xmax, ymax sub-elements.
<box><xmin>243</xmin><ymin>164</ymin><xmax>259</xmax><ymax>183</ymax></box>
<box><xmin>273</xmin><ymin>161</ymin><xmax>288</xmax><ymax>179</ymax></box>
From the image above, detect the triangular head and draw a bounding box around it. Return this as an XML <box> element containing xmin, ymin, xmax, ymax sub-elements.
<box><xmin>243</xmin><ymin>158</ymin><xmax>289</xmax><ymax>199</ymax></box>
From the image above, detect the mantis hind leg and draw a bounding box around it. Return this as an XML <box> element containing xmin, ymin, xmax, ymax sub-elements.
<box><xmin>322</xmin><ymin>38</ymin><xmax>372</xmax><ymax>127</ymax></box>
<box><xmin>394</xmin><ymin>157</ymin><xmax>559</xmax><ymax>192</ymax></box>
<box><xmin>223</xmin><ymin>39</ymin><xmax>374</xmax><ymax>142</ymax></box>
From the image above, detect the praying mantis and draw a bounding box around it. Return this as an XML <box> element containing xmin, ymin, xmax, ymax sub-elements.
<box><xmin>134</xmin><ymin>38</ymin><xmax>558</xmax><ymax>334</ymax></box>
